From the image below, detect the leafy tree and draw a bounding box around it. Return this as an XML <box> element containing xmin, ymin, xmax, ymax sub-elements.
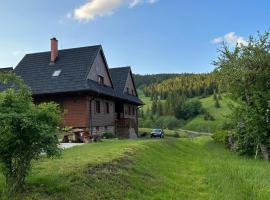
<box><xmin>216</xmin><ymin>31</ymin><xmax>270</xmax><ymax>160</ymax></box>
<box><xmin>0</xmin><ymin>72</ymin><xmax>61</xmax><ymax>193</ymax></box>
<box><xmin>175</xmin><ymin>99</ymin><xmax>203</xmax><ymax>120</ymax></box>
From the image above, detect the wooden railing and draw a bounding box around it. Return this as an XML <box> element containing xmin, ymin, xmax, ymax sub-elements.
<box><xmin>115</xmin><ymin>118</ymin><xmax>136</xmax><ymax>128</ymax></box>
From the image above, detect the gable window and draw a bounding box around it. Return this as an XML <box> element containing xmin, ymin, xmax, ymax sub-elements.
<box><xmin>95</xmin><ymin>101</ymin><xmax>101</xmax><ymax>113</ymax></box>
<box><xmin>126</xmin><ymin>87</ymin><xmax>129</xmax><ymax>94</ymax></box>
<box><xmin>52</xmin><ymin>69</ymin><xmax>61</xmax><ymax>77</ymax></box>
<box><xmin>106</xmin><ymin>102</ymin><xmax>110</xmax><ymax>114</ymax></box>
<box><xmin>132</xmin><ymin>89</ymin><xmax>134</xmax><ymax>95</ymax></box>
<box><xmin>98</xmin><ymin>75</ymin><xmax>104</xmax><ymax>85</ymax></box>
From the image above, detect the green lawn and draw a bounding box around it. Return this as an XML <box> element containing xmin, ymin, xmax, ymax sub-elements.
<box><xmin>138</xmin><ymin>89</ymin><xmax>152</xmax><ymax>112</ymax></box>
<box><xmin>2</xmin><ymin>138</ymin><xmax>270</xmax><ymax>199</ymax></box>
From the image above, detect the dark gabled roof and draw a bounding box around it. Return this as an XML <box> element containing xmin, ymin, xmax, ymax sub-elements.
<box><xmin>10</xmin><ymin>45</ymin><xmax>143</xmax><ymax>105</ymax></box>
<box><xmin>109</xmin><ymin>67</ymin><xmax>143</xmax><ymax>105</ymax></box>
<box><xmin>14</xmin><ymin>45</ymin><xmax>101</xmax><ymax>95</ymax></box>
<box><xmin>109</xmin><ymin>67</ymin><xmax>130</xmax><ymax>96</ymax></box>
<box><xmin>0</xmin><ymin>67</ymin><xmax>13</xmax><ymax>72</ymax></box>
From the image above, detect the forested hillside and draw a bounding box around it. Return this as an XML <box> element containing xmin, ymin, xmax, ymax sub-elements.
<box><xmin>133</xmin><ymin>74</ymin><xmax>180</xmax><ymax>89</ymax></box>
<box><xmin>141</xmin><ymin>73</ymin><xmax>218</xmax><ymax>99</ymax></box>
<box><xmin>135</xmin><ymin>72</ymin><xmax>227</xmax><ymax>133</ymax></box>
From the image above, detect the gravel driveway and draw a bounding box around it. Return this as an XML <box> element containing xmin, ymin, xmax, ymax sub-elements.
<box><xmin>59</xmin><ymin>143</ymin><xmax>85</xmax><ymax>149</ymax></box>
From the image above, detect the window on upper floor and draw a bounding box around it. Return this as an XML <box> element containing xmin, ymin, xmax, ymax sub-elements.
<box><xmin>126</xmin><ymin>87</ymin><xmax>129</xmax><ymax>94</ymax></box>
<box><xmin>132</xmin><ymin>107</ymin><xmax>135</xmax><ymax>115</ymax></box>
<box><xmin>98</xmin><ymin>75</ymin><xmax>104</xmax><ymax>85</ymax></box>
<box><xmin>132</xmin><ymin>89</ymin><xmax>134</xmax><ymax>95</ymax></box>
<box><xmin>95</xmin><ymin>101</ymin><xmax>101</xmax><ymax>113</ymax></box>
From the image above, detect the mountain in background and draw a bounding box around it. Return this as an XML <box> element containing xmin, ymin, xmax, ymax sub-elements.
<box><xmin>134</xmin><ymin>72</ymin><xmax>231</xmax><ymax>133</ymax></box>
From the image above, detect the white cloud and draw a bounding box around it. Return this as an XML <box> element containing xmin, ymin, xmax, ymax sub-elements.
<box><xmin>129</xmin><ymin>0</ymin><xmax>142</xmax><ymax>8</ymax></box>
<box><xmin>72</xmin><ymin>0</ymin><xmax>158</xmax><ymax>22</ymax></box>
<box><xmin>212</xmin><ymin>32</ymin><xmax>248</xmax><ymax>47</ymax></box>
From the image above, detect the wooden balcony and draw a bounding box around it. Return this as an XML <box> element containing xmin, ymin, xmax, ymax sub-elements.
<box><xmin>115</xmin><ymin>118</ymin><xmax>136</xmax><ymax>128</ymax></box>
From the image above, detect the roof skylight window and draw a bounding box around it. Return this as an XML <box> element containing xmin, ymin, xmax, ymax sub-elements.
<box><xmin>52</xmin><ymin>70</ymin><xmax>61</xmax><ymax>77</ymax></box>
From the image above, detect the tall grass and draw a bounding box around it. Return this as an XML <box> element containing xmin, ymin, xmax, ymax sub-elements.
<box><xmin>1</xmin><ymin>138</ymin><xmax>270</xmax><ymax>199</ymax></box>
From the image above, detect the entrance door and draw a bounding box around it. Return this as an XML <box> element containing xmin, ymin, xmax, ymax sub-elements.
<box><xmin>115</xmin><ymin>102</ymin><xmax>124</xmax><ymax>119</ymax></box>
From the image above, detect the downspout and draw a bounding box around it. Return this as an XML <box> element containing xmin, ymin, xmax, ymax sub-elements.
<box><xmin>88</xmin><ymin>92</ymin><xmax>100</xmax><ymax>139</ymax></box>
<box><xmin>88</xmin><ymin>96</ymin><xmax>95</xmax><ymax>138</ymax></box>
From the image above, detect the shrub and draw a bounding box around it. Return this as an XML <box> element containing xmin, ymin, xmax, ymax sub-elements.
<box><xmin>0</xmin><ymin>73</ymin><xmax>61</xmax><ymax>193</ymax></box>
<box><xmin>180</xmin><ymin>132</ymin><xmax>189</xmax><ymax>138</ymax></box>
<box><xmin>102</xmin><ymin>132</ymin><xmax>116</xmax><ymax>139</ymax></box>
<box><xmin>142</xmin><ymin>119</ymin><xmax>154</xmax><ymax>128</ymax></box>
<box><xmin>140</xmin><ymin>132</ymin><xmax>148</xmax><ymax>137</ymax></box>
<box><xmin>175</xmin><ymin>99</ymin><xmax>203</xmax><ymax>120</ymax></box>
<box><xmin>165</xmin><ymin>117</ymin><xmax>180</xmax><ymax>129</ymax></box>
<box><xmin>172</xmin><ymin>132</ymin><xmax>180</xmax><ymax>138</ymax></box>
<box><xmin>204</xmin><ymin>111</ymin><xmax>215</xmax><ymax>121</ymax></box>
<box><xmin>212</xmin><ymin>130</ymin><xmax>228</xmax><ymax>144</ymax></box>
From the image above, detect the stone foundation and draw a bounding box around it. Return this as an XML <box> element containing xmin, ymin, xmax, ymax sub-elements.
<box><xmin>91</xmin><ymin>126</ymin><xmax>115</xmax><ymax>135</ymax></box>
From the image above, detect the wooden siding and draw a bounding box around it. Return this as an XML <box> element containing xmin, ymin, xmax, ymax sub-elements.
<box><xmin>88</xmin><ymin>51</ymin><xmax>112</xmax><ymax>87</ymax></box>
<box><xmin>90</xmin><ymin>97</ymin><xmax>115</xmax><ymax>127</ymax></box>
<box><xmin>34</xmin><ymin>95</ymin><xmax>89</xmax><ymax>128</ymax></box>
<box><xmin>63</xmin><ymin>96</ymin><xmax>89</xmax><ymax>128</ymax></box>
<box><xmin>124</xmin><ymin>72</ymin><xmax>136</xmax><ymax>96</ymax></box>
<box><xmin>123</xmin><ymin>103</ymin><xmax>137</xmax><ymax>120</ymax></box>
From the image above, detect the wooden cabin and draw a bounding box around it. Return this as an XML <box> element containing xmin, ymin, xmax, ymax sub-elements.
<box><xmin>9</xmin><ymin>38</ymin><xmax>143</xmax><ymax>139</ymax></box>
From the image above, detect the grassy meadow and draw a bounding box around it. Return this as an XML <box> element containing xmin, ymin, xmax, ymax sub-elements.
<box><xmin>183</xmin><ymin>94</ymin><xmax>233</xmax><ymax>132</ymax></box>
<box><xmin>2</xmin><ymin>137</ymin><xmax>270</xmax><ymax>199</ymax></box>
<box><xmin>138</xmin><ymin>89</ymin><xmax>233</xmax><ymax>133</ymax></box>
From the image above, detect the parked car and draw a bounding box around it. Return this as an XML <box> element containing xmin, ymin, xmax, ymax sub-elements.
<box><xmin>150</xmin><ymin>129</ymin><xmax>164</xmax><ymax>138</ymax></box>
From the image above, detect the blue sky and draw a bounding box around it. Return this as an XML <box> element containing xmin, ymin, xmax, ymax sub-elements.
<box><xmin>0</xmin><ymin>0</ymin><xmax>269</xmax><ymax>74</ymax></box>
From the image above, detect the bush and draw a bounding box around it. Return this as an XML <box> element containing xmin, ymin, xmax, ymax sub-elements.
<box><xmin>212</xmin><ymin>130</ymin><xmax>228</xmax><ymax>144</ymax></box>
<box><xmin>172</xmin><ymin>132</ymin><xmax>180</xmax><ymax>138</ymax></box>
<box><xmin>140</xmin><ymin>132</ymin><xmax>148</xmax><ymax>137</ymax></box>
<box><xmin>0</xmin><ymin>73</ymin><xmax>61</xmax><ymax>193</ymax></box>
<box><xmin>204</xmin><ymin>111</ymin><xmax>215</xmax><ymax>121</ymax></box>
<box><xmin>142</xmin><ymin>119</ymin><xmax>154</xmax><ymax>128</ymax></box>
<box><xmin>164</xmin><ymin>116</ymin><xmax>182</xmax><ymax>129</ymax></box>
<box><xmin>102</xmin><ymin>132</ymin><xmax>116</xmax><ymax>139</ymax></box>
<box><xmin>180</xmin><ymin>132</ymin><xmax>189</xmax><ymax>138</ymax></box>
<box><xmin>175</xmin><ymin>99</ymin><xmax>203</xmax><ymax>120</ymax></box>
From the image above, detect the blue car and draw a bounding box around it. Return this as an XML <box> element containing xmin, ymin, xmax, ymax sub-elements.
<box><xmin>150</xmin><ymin>129</ymin><xmax>164</xmax><ymax>138</ymax></box>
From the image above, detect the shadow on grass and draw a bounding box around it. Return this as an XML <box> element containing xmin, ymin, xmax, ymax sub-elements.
<box><xmin>2</xmin><ymin>153</ymin><xmax>136</xmax><ymax>200</ymax></box>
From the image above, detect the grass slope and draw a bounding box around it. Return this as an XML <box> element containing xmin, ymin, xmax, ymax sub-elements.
<box><xmin>138</xmin><ymin>89</ymin><xmax>232</xmax><ymax>133</ymax></box>
<box><xmin>183</xmin><ymin>95</ymin><xmax>233</xmax><ymax>132</ymax></box>
<box><xmin>2</xmin><ymin>138</ymin><xmax>270</xmax><ymax>199</ymax></box>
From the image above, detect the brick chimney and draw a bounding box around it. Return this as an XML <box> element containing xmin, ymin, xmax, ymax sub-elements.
<box><xmin>50</xmin><ymin>37</ymin><xmax>58</xmax><ymax>63</ymax></box>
